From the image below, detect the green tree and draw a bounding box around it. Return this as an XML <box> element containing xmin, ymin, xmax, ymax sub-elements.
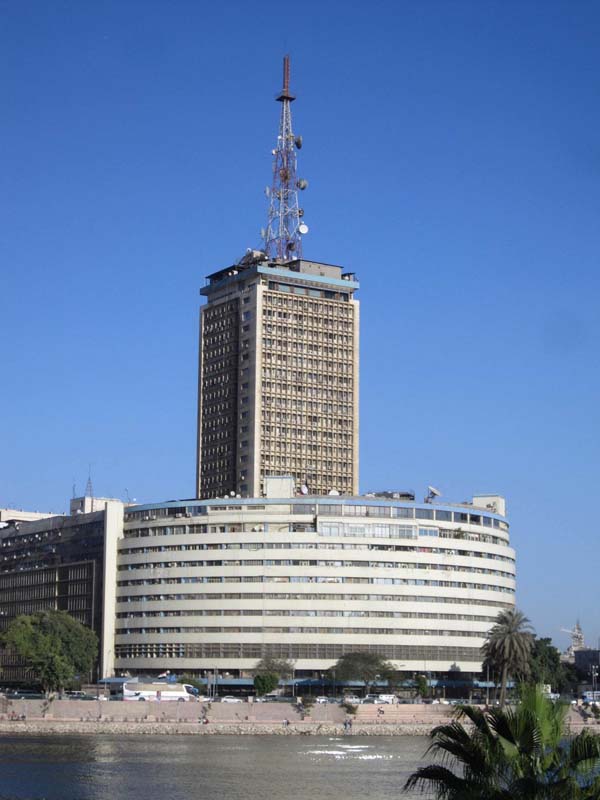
<box><xmin>405</xmin><ymin>685</ymin><xmax>600</xmax><ymax>799</ymax></box>
<box><xmin>254</xmin><ymin>673</ymin><xmax>279</xmax><ymax>696</ymax></box>
<box><xmin>252</xmin><ymin>656</ymin><xmax>294</xmax><ymax>679</ymax></box>
<box><xmin>482</xmin><ymin>609</ymin><xmax>534</xmax><ymax>707</ymax></box>
<box><xmin>330</xmin><ymin>651</ymin><xmax>394</xmax><ymax>696</ymax></box>
<box><xmin>415</xmin><ymin>674</ymin><xmax>429</xmax><ymax>699</ymax></box>
<box><xmin>529</xmin><ymin>637</ymin><xmax>576</xmax><ymax>695</ymax></box>
<box><xmin>2</xmin><ymin>610</ymin><xmax>98</xmax><ymax>694</ymax></box>
<box><xmin>251</xmin><ymin>656</ymin><xmax>294</xmax><ymax>696</ymax></box>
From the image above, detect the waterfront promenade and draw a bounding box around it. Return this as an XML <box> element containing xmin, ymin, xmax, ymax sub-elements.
<box><xmin>0</xmin><ymin>697</ymin><xmax>596</xmax><ymax>736</ymax></box>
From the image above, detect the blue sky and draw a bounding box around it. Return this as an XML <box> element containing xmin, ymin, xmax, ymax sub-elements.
<box><xmin>2</xmin><ymin>0</ymin><xmax>599</xmax><ymax>651</ymax></box>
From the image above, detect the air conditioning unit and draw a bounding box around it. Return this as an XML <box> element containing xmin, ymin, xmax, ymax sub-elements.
<box><xmin>175</xmin><ymin>513</ymin><xmax>183</xmax><ymax>518</ymax></box>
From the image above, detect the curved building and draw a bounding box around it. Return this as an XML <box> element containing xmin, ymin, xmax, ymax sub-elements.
<box><xmin>114</xmin><ymin>482</ymin><xmax>514</xmax><ymax>679</ymax></box>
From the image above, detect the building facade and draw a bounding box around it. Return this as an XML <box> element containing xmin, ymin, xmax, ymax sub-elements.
<box><xmin>0</xmin><ymin>499</ymin><xmax>123</xmax><ymax>683</ymax></box>
<box><xmin>114</xmin><ymin>482</ymin><xmax>514</xmax><ymax>678</ymax></box>
<box><xmin>196</xmin><ymin>257</ymin><xmax>360</xmax><ymax>499</ymax></box>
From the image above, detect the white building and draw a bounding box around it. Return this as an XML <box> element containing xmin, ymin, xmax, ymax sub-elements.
<box><xmin>114</xmin><ymin>479</ymin><xmax>514</xmax><ymax>678</ymax></box>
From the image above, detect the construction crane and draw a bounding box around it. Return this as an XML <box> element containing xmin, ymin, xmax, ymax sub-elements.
<box><xmin>561</xmin><ymin>621</ymin><xmax>585</xmax><ymax>651</ymax></box>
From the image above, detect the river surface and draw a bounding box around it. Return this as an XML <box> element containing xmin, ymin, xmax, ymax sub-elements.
<box><xmin>0</xmin><ymin>734</ymin><xmax>431</xmax><ymax>800</ymax></box>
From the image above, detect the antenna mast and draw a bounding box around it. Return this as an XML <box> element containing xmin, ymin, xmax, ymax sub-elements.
<box><xmin>263</xmin><ymin>55</ymin><xmax>308</xmax><ymax>261</ymax></box>
<box><xmin>85</xmin><ymin>466</ymin><xmax>94</xmax><ymax>513</ymax></box>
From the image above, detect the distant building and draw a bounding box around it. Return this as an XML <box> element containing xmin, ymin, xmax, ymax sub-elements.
<box><xmin>574</xmin><ymin>649</ymin><xmax>600</xmax><ymax>674</ymax></box>
<box><xmin>0</xmin><ymin>498</ymin><xmax>123</xmax><ymax>683</ymax></box>
<box><xmin>561</xmin><ymin>620</ymin><xmax>587</xmax><ymax>664</ymax></box>
<box><xmin>0</xmin><ymin>508</ymin><xmax>57</xmax><ymax>528</ymax></box>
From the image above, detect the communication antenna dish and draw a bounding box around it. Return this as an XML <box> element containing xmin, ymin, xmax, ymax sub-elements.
<box><xmin>296</xmin><ymin>178</ymin><xmax>308</xmax><ymax>190</ymax></box>
<box><xmin>260</xmin><ymin>228</ymin><xmax>266</xmax><ymax>239</ymax></box>
<box><xmin>300</xmin><ymin>484</ymin><xmax>309</xmax><ymax>495</ymax></box>
<box><xmin>298</xmin><ymin>223</ymin><xmax>309</xmax><ymax>235</ymax></box>
<box><xmin>295</xmin><ymin>135</ymin><xmax>303</xmax><ymax>149</ymax></box>
<box><xmin>265</xmin><ymin>186</ymin><xmax>271</xmax><ymax>197</ymax></box>
<box><xmin>328</xmin><ymin>489</ymin><xmax>340</xmax><ymax>496</ymax></box>
<box><xmin>428</xmin><ymin>486</ymin><xmax>441</xmax><ymax>497</ymax></box>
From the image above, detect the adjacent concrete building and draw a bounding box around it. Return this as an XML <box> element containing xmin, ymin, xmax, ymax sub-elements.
<box><xmin>0</xmin><ymin>498</ymin><xmax>123</xmax><ymax>683</ymax></box>
<box><xmin>196</xmin><ymin>256</ymin><xmax>360</xmax><ymax>500</ymax></box>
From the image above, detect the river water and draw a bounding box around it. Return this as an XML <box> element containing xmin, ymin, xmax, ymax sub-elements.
<box><xmin>0</xmin><ymin>734</ymin><xmax>431</xmax><ymax>800</ymax></box>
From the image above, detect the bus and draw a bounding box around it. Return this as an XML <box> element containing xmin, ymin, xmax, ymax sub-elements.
<box><xmin>122</xmin><ymin>682</ymin><xmax>198</xmax><ymax>702</ymax></box>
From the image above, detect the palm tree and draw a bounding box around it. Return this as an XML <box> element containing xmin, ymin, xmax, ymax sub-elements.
<box><xmin>404</xmin><ymin>685</ymin><xmax>600</xmax><ymax>799</ymax></box>
<box><xmin>482</xmin><ymin>608</ymin><xmax>534</xmax><ymax>707</ymax></box>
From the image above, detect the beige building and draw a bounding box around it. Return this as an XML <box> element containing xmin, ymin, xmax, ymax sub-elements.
<box><xmin>196</xmin><ymin>255</ymin><xmax>360</xmax><ymax>499</ymax></box>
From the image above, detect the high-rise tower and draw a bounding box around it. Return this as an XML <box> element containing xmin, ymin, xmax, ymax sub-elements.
<box><xmin>196</xmin><ymin>57</ymin><xmax>359</xmax><ymax>499</ymax></box>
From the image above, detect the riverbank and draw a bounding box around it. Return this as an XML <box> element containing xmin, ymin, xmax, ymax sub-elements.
<box><xmin>0</xmin><ymin>698</ymin><xmax>594</xmax><ymax>737</ymax></box>
<box><xmin>0</xmin><ymin>718</ymin><xmax>435</xmax><ymax>736</ymax></box>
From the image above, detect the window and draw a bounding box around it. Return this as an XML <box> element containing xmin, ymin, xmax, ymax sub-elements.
<box><xmin>435</xmin><ymin>510</ymin><xmax>451</xmax><ymax>522</ymax></box>
<box><xmin>416</xmin><ymin>508</ymin><xmax>434</xmax><ymax>520</ymax></box>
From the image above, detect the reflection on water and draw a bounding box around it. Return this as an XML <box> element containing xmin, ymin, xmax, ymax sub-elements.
<box><xmin>0</xmin><ymin>734</ymin><xmax>430</xmax><ymax>799</ymax></box>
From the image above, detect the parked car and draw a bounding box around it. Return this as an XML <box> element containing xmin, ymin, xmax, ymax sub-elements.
<box><xmin>342</xmin><ymin>695</ymin><xmax>361</xmax><ymax>705</ymax></box>
<box><xmin>377</xmin><ymin>694</ymin><xmax>396</xmax><ymax>704</ymax></box>
<box><xmin>220</xmin><ymin>695</ymin><xmax>243</xmax><ymax>703</ymax></box>
<box><xmin>315</xmin><ymin>696</ymin><xmax>328</xmax><ymax>704</ymax></box>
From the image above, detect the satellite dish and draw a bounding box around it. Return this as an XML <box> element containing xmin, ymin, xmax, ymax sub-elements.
<box><xmin>328</xmin><ymin>489</ymin><xmax>340</xmax><ymax>496</ymax></box>
<box><xmin>265</xmin><ymin>186</ymin><xmax>271</xmax><ymax>197</ymax></box>
<box><xmin>296</xmin><ymin>178</ymin><xmax>308</xmax><ymax>190</ymax></box>
<box><xmin>295</xmin><ymin>135</ymin><xmax>303</xmax><ymax>149</ymax></box>
<box><xmin>298</xmin><ymin>208</ymin><xmax>304</xmax><ymax>217</ymax></box>
<box><xmin>298</xmin><ymin>223</ymin><xmax>309</xmax><ymax>235</ymax></box>
<box><xmin>300</xmin><ymin>485</ymin><xmax>309</xmax><ymax>495</ymax></box>
<box><xmin>260</xmin><ymin>228</ymin><xmax>266</xmax><ymax>239</ymax></box>
<box><xmin>428</xmin><ymin>486</ymin><xmax>442</xmax><ymax>497</ymax></box>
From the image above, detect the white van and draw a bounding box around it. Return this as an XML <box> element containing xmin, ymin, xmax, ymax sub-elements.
<box><xmin>377</xmin><ymin>694</ymin><xmax>396</xmax><ymax>704</ymax></box>
<box><xmin>123</xmin><ymin>682</ymin><xmax>197</xmax><ymax>702</ymax></box>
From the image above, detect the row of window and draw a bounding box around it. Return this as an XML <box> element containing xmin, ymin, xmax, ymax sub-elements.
<box><xmin>116</xmin><ymin>625</ymin><xmax>487</xmax><ymax>637</ymax></box>
<box><xmin>117</xmin><ymin>609</ymin><xmax>497</xmax><ymax>622</ymax></box>
<box><xmin>117</xmin><ymin>575</ymin><xmax>515</xmax><ymax>593</ymax></box>
<box><xmin>117</xmin><ymin>558</ymin><xmax>514</xmax><ymax>580</ymax></box>
<box><xmin>114</xmin><ymin>642</ymin><xmax>481</xmax><ymax>661</ymax></box>
<box><xmin>124</xmin><ymin>505</ymin><xmax>508</xmax><ymax>529</ymax></box>
<box><xmin>118</xmin><ymin>541</ymin><xmax>514</xmax><ymax>563</ymax></box>
<box><xmin>116</xmin><ymin>591</ymin><xmax>513</xmax><ymax>608</ymax></box>
<box><xmin>264</xmin><ymin>284</ymin><xmax>353</xmax><ymax>304</ymax></box>
<box><xmin>121</xmin><ymin>524</ymin><xmax>508</xmax><ymax>549</ymax></box>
